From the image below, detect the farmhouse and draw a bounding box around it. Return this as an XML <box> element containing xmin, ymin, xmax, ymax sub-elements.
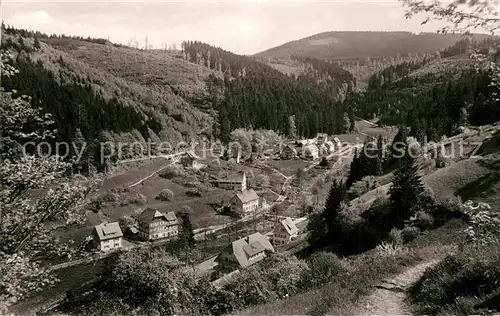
<box><xmin>214</xmin><ymin>171</ymin><xmax>247</xmax><ymax>192</ymax></box>
<box><xmin>230</xmin><ymin>189</ymin><xmax>260</xmax><ymax>215</ymax></box>
<box><xmin>93</xmin><ymin>222</ymin><xmax>123</xmax><ymax>252</ymax></box>
<box><xmin>280</xmin><ymin>145</ymin><xmax>297</xmax><ymax>160</ymax></box>
<box><xmin>303</xmin><ymin>144</ymin><xmax>319</xmax><ymax>160</ymax></box>
<box><xmin>180</xmin><ymin>151</ymin><xmax>196</xmax><ymax>168</ymax></box>
<box><xmin>272</xmin><ymin>217</ymin><xmax>299</xmax><ymax>246</ymax></box>
<box><xmin>216</xmin><ymin>232</ymin><xmax>275</xmax><ymax>272</ymax></box>
<box><xmin>137</xmin><ymin>208</ymin><xmax>179</xmax><ymax>241</ymax></box>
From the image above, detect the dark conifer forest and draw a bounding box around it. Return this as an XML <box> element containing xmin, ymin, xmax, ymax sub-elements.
<box><xmin>183</xmin><ymin>41</ymin><xmax>348</xmax><ymax>140</ymax></box>
<box><xmin>348</xmin><ymin>67</ymin><xmax>499</xmax><ymax>142</ymax></box>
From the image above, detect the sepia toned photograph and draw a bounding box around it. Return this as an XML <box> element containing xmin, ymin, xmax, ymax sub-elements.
<box><xmin>1</xmin><ymin>0</ymin><xmax>499</xmax><ymax>315</ymax></box>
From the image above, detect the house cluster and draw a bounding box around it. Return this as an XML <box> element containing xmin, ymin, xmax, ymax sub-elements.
<box><xmin>216</xmin><ymin>232</ymin><xmax>275</xmax><ymax>272</ymax></box>
<box><xmin>271</xmin><ymin>217</ymin><xmax>299</xmax><ymax>246</ymax></box>
<box><xmin>280</xmin><ymin>134</ymin><xmax>342</xmax><ymax>161</ymax></box>
<box><xmin>213</xmin><ymin>171</ymin><xmax>270</xmax><ymax>217</ymax></box>
<box><xmin>93</xmin><ymin>207</ymin><xmax>180</xmax><ymax>252</ymax></box>
<box><xmin>215</xmin><ymin>216</ymin><xmax>302</xmax><ymax>272</ymax></box>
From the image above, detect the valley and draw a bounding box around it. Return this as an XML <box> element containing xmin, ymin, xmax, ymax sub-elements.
<box><xmin>2</xmin><ymin>4</ymin><xmax>500</xmax><ymax>315</ymax></box>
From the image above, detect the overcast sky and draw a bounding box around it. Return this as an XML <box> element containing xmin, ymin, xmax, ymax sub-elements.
<box><xmin>2</xmin><ymin>0</ymin><xmax>453</xmax><ymax>55</ymax></box>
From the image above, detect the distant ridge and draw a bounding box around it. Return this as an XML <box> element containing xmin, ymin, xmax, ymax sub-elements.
<box><xmin>255</xmin><ymin>31</ymin><xmax>494</xmax><ymax>61</ymax></box>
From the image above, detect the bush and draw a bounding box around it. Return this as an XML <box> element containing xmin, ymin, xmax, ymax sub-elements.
<box><xmin>319</xmin><ymin>156</ymin><xmax>329</xmax><ymax>167</ymax></box>
<box><xmin>387</xmin><ymin>228</ymin><xmax>404</xmax><ymax>246</ymax></box>
<box><xmin>401</xmin><ymin>226</ymin><xmax>420</xmax><ymax>243</ymax></box>
<box><xmin>159</xmin><ymin>166</ymin><xmax>186</xmax><ymax>179</ymax></box>
<box><xmin>303</xmin><ymin>252</ymin><xmax>347</xmax><ymax>288</ymax></box>
<box><xmin>186</xmin><ymin>189</ymin><xmax>202</xmax><ymax>197</ymax></box>
<box><xmin>99</xmin><ymin>191</ymin><xmax>119</xmax><ymax>202</ymax></box>
<box><xmin>415</xmin><ymin>211</ymin><xmax>434</xmax><ymax>230</ymax></box>
<box><xmin>411</xmin><ymin>246</ymin><xmax>500</xmax><ymax>315</ymax></box>
<box><xmin>348</xmin><ymin>176</ymin><xmax>377</xmax><ymax>198</ymax></box>
<box><xmin>156</xmin><ymin>189</ymin><xmax>174</xmax><ymax>201</ymax></box>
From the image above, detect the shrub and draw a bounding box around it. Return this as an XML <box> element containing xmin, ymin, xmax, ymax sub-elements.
<box><xmin>303</xmin><ymin>252</ymin><xmax>347</xmax><ymax>288</ymax></box>
<box><xmin>319</xmin><ymin>156</ymin><xmax>329</xmax><ymax>167</ymax></box>
<box><xmin>156</xmin><ymin>189</ymin><xmax>174</xmax><ymax>201</ymax></box>
<box><xmin>99</xmin><ymin>191</ymin><xmax>119</xmax><ymax>202</ymax></box>
<box><xmin>348</xmin><ymin>176</ymin><xmax>376</xmax><ymax>198</ymax></box>
<box><xmin>375</xmin><ymin>241</ymin><xmax>408</xmax><ymax>257</ymax></box>
<box><xmin>387</xmin><ymin>228</ymin><xmax>404</xmax><ymax>246</ymax></box>
<box><xmin>180</xmin><ymin>205</ymin><xmax>194</xmax><ymax>215</ymax></box>
<box><xmin>401</xmin><ymin>226</ymin><xmax>420</xmax><ymax>243</ymax></box>
<box><xmin>186</xmin><ymin>189</ymin><xmax>202</xmax><ymax>197</ymax></box>
<box><xmin>410</xmin><ymin>250</ymin><xmax>500</xmax><ymax>315</ymax></box>
<box><xmin>264</xmin><ymin>255</ymin><xmax>309</xmax><ymax>298</ymax></box>
<box><xmin>415</xmin><ymin>211</ymin><xmax>434</xmax><ymax>230</ymax></box>
<box><xmin>131</xmin><ymin>193</ymin><xmax>147</xmax><ymax>205</ymax></box>
<box><xmin>159</xmin><ymin>166</ymin><xmax>185</xmax><ymax>179</ymax></box>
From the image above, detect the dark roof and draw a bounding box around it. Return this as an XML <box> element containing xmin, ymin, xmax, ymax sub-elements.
<box><xmin>94</xmin><ymin>222</ymin><xmax>123</xmax><ymax>241</ymax></box>
<box><xmin>138</xmin><ymin>208</ymin><xmax>178</xmax><ymax>225</ymax></box>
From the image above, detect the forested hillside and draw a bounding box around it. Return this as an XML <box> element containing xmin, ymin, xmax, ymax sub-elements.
<box><xmin>183</xmin><ymin>41</ymin><xmax>349</xmax><ymax>140</ymax></box>
<box><xmin>347</xmin><ymin>52</ymin><xmax>499</xmax><ymax>141</ymax></box>
<box><xmin>0</xmin><ymin>26</ymin><xmax>220</xmax><ymax>172</ymax></box>
<box><xmin>255</xmin><ymin>31</ymin><xmax>491</xmax><ymax>61</ymax></box>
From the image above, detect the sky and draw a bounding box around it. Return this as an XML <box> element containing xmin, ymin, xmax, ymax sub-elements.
<box><xmin>1</xmin><ymin>0</ymin><xmax>454</xmax><ymax>55</ymax></box>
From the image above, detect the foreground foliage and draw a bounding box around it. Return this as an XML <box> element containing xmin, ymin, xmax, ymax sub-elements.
<box><xmin>0</xmin><ymin>50</ymin><xmax>95</xmax><ymax>312</ymax></box>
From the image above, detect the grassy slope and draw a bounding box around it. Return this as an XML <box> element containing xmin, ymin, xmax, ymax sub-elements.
<box><xmin>238</xmin><ymin>220</ymin><xmax>464</xmax><ymax>316</ymax></box>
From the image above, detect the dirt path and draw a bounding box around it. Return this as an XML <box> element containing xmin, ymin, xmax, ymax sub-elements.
<box><xmin>354</xmin><ymin>259</ymin><xmax>440</xmax><ymax>315</ymax></box>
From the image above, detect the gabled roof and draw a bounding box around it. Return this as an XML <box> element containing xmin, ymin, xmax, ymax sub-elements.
<box><xmin>231</xmin><ymin>233</ymin><xmax>275</xmax><ymax>268</ymax></box>
<box><xmin>234</xmin><ymin>189</ymin><xmax>259</xmax><ymax>204</ymax></box>
<box><xmin>279</xmin><ymin>217</ymin><xmax>299</xmax><ymax>236</ymax></box>
<box><xmin>138</xmin><ymin>208</ymin><xmax>178</xmax><ymax>225</ymax></box>
<box><xmin>94</xmin><ymin>222</ymin><xmax>123</xmax><ymax>241</ymax></box>
<box><xmin>282</xmin><ymin>145</ymin><xmax>297</xmax><ymax>153</ymax></box>
<box><xmin>164</xmin><ymin>211</ymin><xmax>178</xmax><ymax>222</ymax></box>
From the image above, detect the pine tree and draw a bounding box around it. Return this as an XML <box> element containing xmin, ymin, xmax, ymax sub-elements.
<box><xmin>322</xmin><ymin>180</ymin><xmax>346</xmax><ymax>244</ymax></box>
<box><xmin>34</xmin><ymin>37</ymin><xmax>41</xmax><ymax>50</ymax></box>
<box><xmin>388</xmin><ymin>155</ymin><xmax>424</xmax><ymax>228</ymax></box>
<box><xmin>376</xmin><ymin>134</ymin><xmax>384</xmax><ymax>175</ymax></box>
<box><xmin>346</xmin><ymin>148</ymin><xmax>361</xmax><ymax>187</ymax></box>
<box><xmin>348</xmin><ymin>106</ymin><xmax>355</xmax><ymax>132</ymax></box>
<box><xmin>307</xmin><ymin>180</ymin><xmax>346</xmax><ymax>248</ymax></box>
<box><xmin>179</xmin><ymin>212</ymin><xmax>195</xmax><ymax>248</ymax></box>
<box><xmin>391</xmin><ymin>125</ymin><xmax>408</xmax><ymax>160</ymax></box>
<box><xmin>288</xmin><ymin>115</ymin><xmax>297</xmax><ymax>139</ymax></box>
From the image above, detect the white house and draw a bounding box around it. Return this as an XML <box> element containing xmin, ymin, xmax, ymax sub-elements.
<box><xmin>272</xmin><ymin>217</ymin><xmax>299</xmax><ymax>246</ymax></box>
<box><xmin>230</xmin><ymin>189</ymin><xmax>259</xmax><ymax>215</ymax></box>
<box><xmin>303</xmin><ymin>144</ymin><xmax>319</xmax><ymax>160</ymax></box>
<box><xmin>216</xmin><ymin>232</ymin><xmax>275</xmax><ymax>272</ymax></box>
<box><xmin>93</xmin><ymin>222</ymin><xmax>123</xmax><ymax>252</ymax></box>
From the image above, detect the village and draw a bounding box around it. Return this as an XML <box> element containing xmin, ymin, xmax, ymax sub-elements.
<box><xmin>87</xmin><ymin>131</ymin><xmax>356</xmax><ymax>281</ymax></box>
